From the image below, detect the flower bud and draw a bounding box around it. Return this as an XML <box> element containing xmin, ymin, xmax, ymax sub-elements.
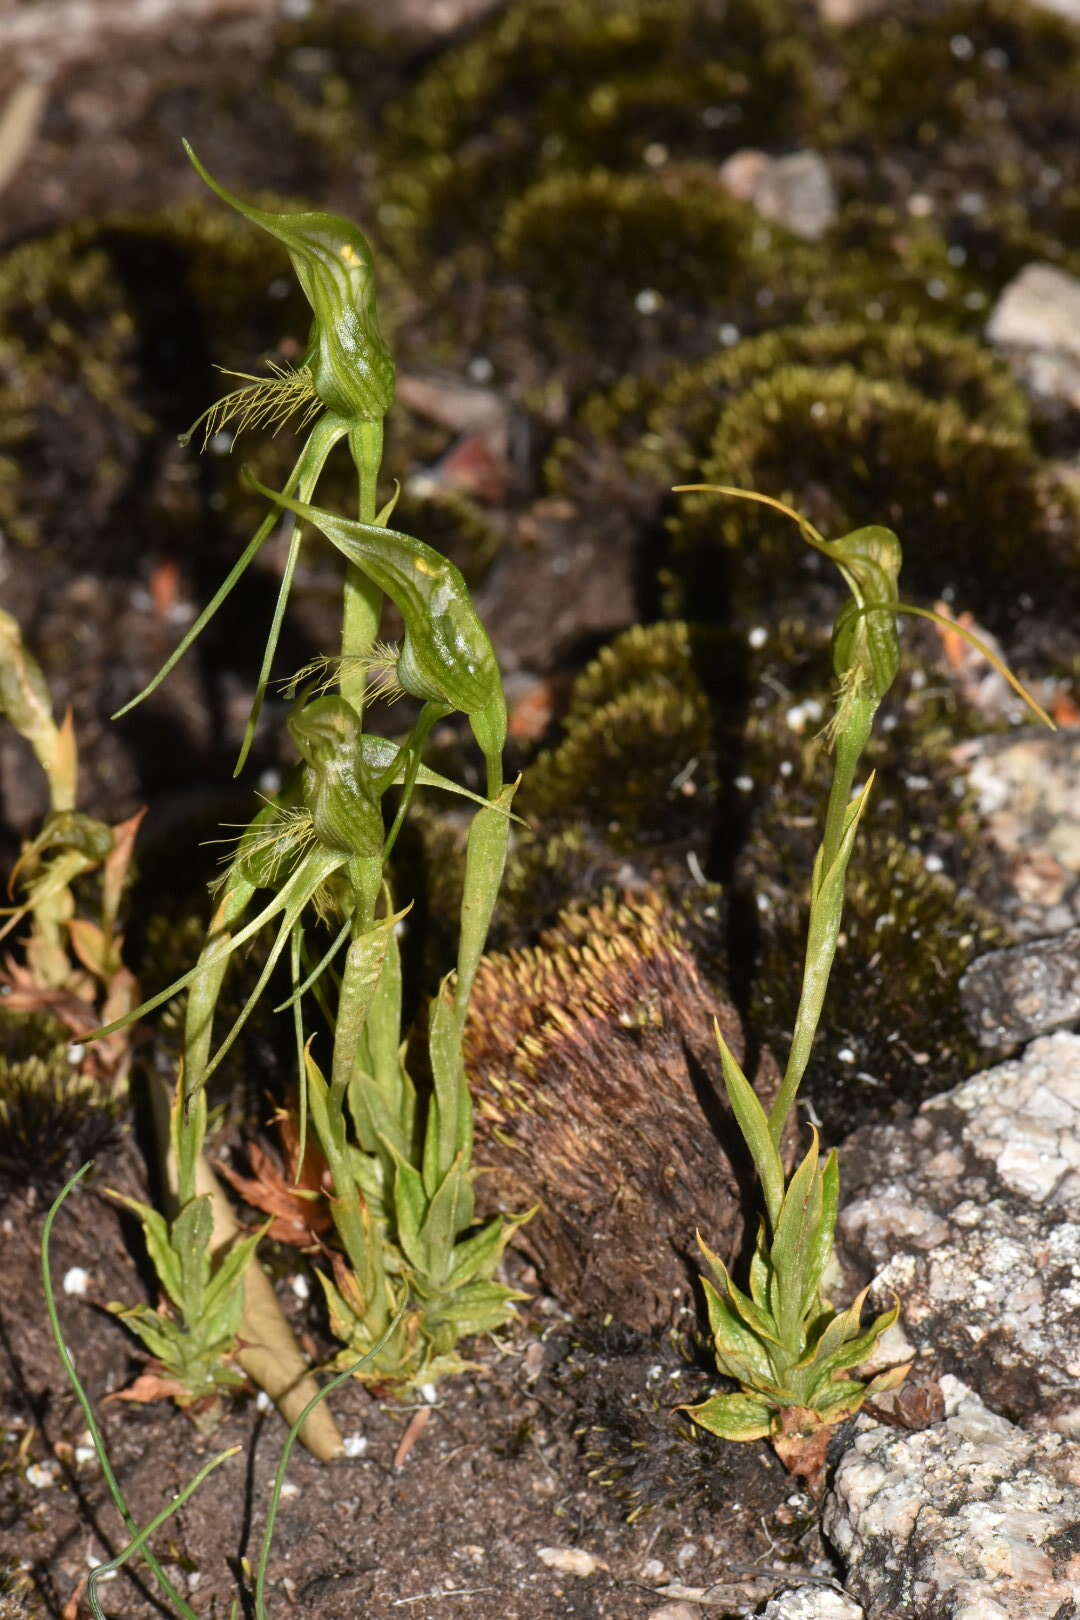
<box><xmin>185</xmin><ymin>143</ymin><xmax>394</xmax><ymax>423</ymax></box>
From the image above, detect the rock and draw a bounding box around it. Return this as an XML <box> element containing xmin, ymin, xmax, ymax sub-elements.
<box><xmin>815</xmin><ymin>0</ymin><xmax>889</xmax><ymax>23</ymax></box>
<box><xmin>1025</xmin><ymin>0</ymin><xmax>1080</xmax><ymax>23</ymax></box>
<box><xmin>718</xmin><ymin>149</ymin><xmax>838</xmax><ymax>241</ymax></box>
<box><xmin>753</xmin><ymin>151</ymin><xmax>839</xmax><ymax>241</ymax></box>
<box><xmin>759</xmin><ymin>1587</ymin><xmax>865</xmax><ymax>1618</ymax></box>
<box><xmin>826</xmin><ymin>1377</ymin><xmax>1080</xmax><ymax>1620</ymax></box>
<box><xmin>986</xmin><ymin>263</ymin><xmax>1080</xmax><ymax>411</ymax></box>
<box><xmin>960</xmin><ymin>926</ymin><xmax>1080</xmax><ymax>1048</ymax></box>
<box><xmin>536</xmin><ymin>1546</ymin><xmax>602</xmax><ymax>1577</ymax></box>
<box><xmin>954</xmin><ymin>730</ymin><xmax>1080</xmax><ymax>938</ymax></box>
<box><xmin>839</xmin><ymin>1032</ymin><xmax>1080</xmax><ymax>1434</ymax></box>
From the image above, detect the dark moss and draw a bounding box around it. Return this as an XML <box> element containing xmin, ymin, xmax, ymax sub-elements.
<box><xmin>379</xmin><ymin>0</ymin><xmax>816</xmax><ymax>261</ymax></box>
<box><xmin>520</xmin><ymin>622</ymin><xmax>717</xmax><ymax>847</ymax></box>
<box><xmin>833</xmin><ymin>0</ymin><xmax>1080</xmax><ymax>159</ymax></box>
<box><xmin>498</xmin><ymin>167</ymin><xmax>768</xmax><ymax>371</ymax></box>
<box><xmin>0</xmin><ymin>1014</ymin><xmax>120</xmax><ymax>1202</ymax></box>
<box><xmin>746</xmin><ymin>825</ymin><xmax>1004</xmax><ymax>1138</ymax></box>
<box><xmin>665</xmin><ymin>365</ymin><xmax>1080</xmax><ymax>640</ymax></box>
<box><xmin>645</xmin><ymin>320</ymin><xmax>1031</xmax><ymax>480</ymax></box>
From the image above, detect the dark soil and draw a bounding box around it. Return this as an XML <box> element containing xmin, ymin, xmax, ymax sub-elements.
<box><xmin>1</xmin><ymin>0</ymin><xmax>1078</xmax><ymax>1615</ymax></box>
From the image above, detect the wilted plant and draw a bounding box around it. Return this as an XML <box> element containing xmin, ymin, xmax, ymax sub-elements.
<box><xmin>95</xmin><ymin>145</ymin><xmax>527</xmax><ymax>1403</ymax></box>
<box><xmin>0</xmin><ymin>609</ymin><xmax>140</xmax><ymax>1193</ymax></box>
<box><xmin>672</xmin><ymin>485</ymin><xmax>1052</xmax><ymax>1484</ymax></box>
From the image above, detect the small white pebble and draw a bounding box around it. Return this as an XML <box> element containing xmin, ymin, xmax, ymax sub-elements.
<box><xmin>280</xmin><ymin>1480</ymin><xmax>300</xmax><ymax>1500</ymax></box>
<box><xmin>62</xmin><ymin>1267</ymin><xmax>90</xmax><ymax>1297</ymax></box>
<box><xmin>74</xmin><ymin>1446</ymin><xmax>97</xmax><ymax>1467</ymax></box>
<box><xmin>255</xmin><ymin>1390</ymin><xmax>273</xmax><ymax>1413</ymax></box>
<box><xmin>635</xmin><ymin>288</ymin><xmax>662</xmax><ymax>315</ymax></box>
<box><xmin>467</xmin><ymin>355</ymin><xmax>494</xmax><ymax>384</ymax></box>
<box><xmin>26</xmin><ymin>1462</ymin><xmax>59</xmax><ymax>1489</ymax></box>
<box><xmin>923</xmin><ymin>852</ymin><xmax>945</xmax><ymax>874</ymax></box>
<box><xmin>343</xmin><ymin>1434</ymin><xmax>368</xmax><ymax>1458</ymax></box>
<box><xmin>747</xmin><ymin>625</ymin><xmax>767</xmax><ymax>648</ymax></box>
<box><xmin>643</xmin><ymin>141</ymin><xmax>668</xmax><ymax>168</ymax></box>
<box><xmin>537</xmin><ymin>1547</ymin><xmax>600</xmax><ymax>1577</ymax></box>
<box><xmin>420</xmin><ymin>1383</ymin><xmax>439</xmax><ymax>1405</ymax></box>
<box><xmin>66</xmin><ymin>1043</ymin><xmax>85</xmax><ymax>1066</ymax></box>
<box><xmin>717</xmin><ymin>322</ymin><xmax>741</xmax><ymax>346</ymax></box>
<box><xmin>734</xmin><ymin>774</ymin><xmax>754</xmax><ymax>793</ymax></box>
<box><xmin>288</xmin><ymin>1274</ymin><xmax>310</xmax><ymax>1302</ymax></box>
<box><xmin>837</xmin><ymin>1047</ymin><xmax>856</xmax><ymax>1064</ymax></box>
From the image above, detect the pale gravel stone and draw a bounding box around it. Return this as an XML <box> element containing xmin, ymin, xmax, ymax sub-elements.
<box><xmin>758</xmin><ymin>1587</ymin><xmax>865</xmax><ymax>1618</ymax></box>
<box><xmin>825</xmin><ymin>1378</ymin><xmax>1080</xmax><ymax>1620</ymax></box>
<box><xmin>839</xmin><ymin>1033</ymin><xmax>1080</xmax><ymax>1432</ymax></box>
<box><xmin>752</xmin><ymin>151</ymin><xmax>838</xmax><ymax>241</ymax></box>
<box><xmin>987</xmin><ymin>264</ymin><xmax>1080</xmax><ymax>362</ymax></box>
<box><xmin>718</xmin><ymin>148</ymin><xmax>838</xmax><ymax>241</ymax></box>
<box><xmin>961</xmin><ymin>927</ymin><xmax>1080</xmax><ymax>1049</ymax></box>
<box><xmin>959</xmin><ymin>732</ymin><xmax>1080</xmax><ymax>938</ymax></box>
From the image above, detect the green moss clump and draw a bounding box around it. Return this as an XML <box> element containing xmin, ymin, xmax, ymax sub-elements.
<box><xmin>0</xmin><ymin>1014</ymin><xmax>120</xmax><ymax>1201</ymax></box>
<box><xmin>833</xmin><ymin>0</ymin><xmax>1079</xmax><ymax>157</ymax></box>
<box><xmin>747</xmin><ymin>829</ymin><xmax>1002</xmax><ymax>1137</ymax></box>
<box><xmin>666</xmin><ymin>365</ymin><xmax>1079</xmax><ymax>636</ymax></box>
<box><xmin>498</xmin><ymin>168</ymin><xmax>764</xmax><ymax>369</ymax></box>
<box><xmin>0</xmin><ymin>236</ymin><xmax>150</xmax><ymax>549</ymax></box>
<box><xmin>521</xmin><ymin>622</ymin><xmax>717</xmax><ymax>847</ymax></box>
<box><xmin>379</xmin><ymin>0</ymin><xmax>815</xmax><ymax>260</ymax></box>
<box><xmin>645</xmin><ymin>319</ymin><xmax>1031</xmax><ymax>479</ymax></box>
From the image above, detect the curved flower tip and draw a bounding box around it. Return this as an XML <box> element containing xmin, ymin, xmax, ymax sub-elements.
<box><xmin>184</xmin><ymin>141</ymin><xmax>395</xmax><ymax>424</ymax></box>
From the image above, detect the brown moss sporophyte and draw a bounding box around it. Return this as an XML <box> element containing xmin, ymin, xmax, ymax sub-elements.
<box><xmin>671</xmin><ymin>485</ymin><xmax>1053</xmax><ymax>1486</ymax></box>
<box><xmin>81</xmin><ymin>144</ymin><xmax>530</xmax><ymax>1420</ymax></box>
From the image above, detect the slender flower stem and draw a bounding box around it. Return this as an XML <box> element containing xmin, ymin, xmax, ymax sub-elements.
<box><xmin>341</xmin><ymin>420</ymin><xmax>385</xmax><ymax>719</ymax></box>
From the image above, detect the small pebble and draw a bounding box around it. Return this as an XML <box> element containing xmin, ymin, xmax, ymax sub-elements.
<box><xmin>537</xmin><ymin>1546</ymin><xmax>600</xmax><ymax>1577</ymax></box>
<box><xmin>343</xmin><ymin>1434</ymin><xmax>368</xmax><ymax>1458</ymax></box>
<box><xmin>420</xmin><ymin>1383</ymin><xmax>439</xmax><ymax>1404</ymax></box>
<box><xmin>62</xmin><ymin>1267</ymin><xmax>90</xmax><ymax>1296</ymax></box>
<box><xmin>288</xmin><ymin>1274</ymin><xmax>310</xmax><ymax>1302</ymax></box>
<box><xmin>25</xmin><ymin>1462</ymin><xmax>59</xmax><ymax>1489</ymax></box>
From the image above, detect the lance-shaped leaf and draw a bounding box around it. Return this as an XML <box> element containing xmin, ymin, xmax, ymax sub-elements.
<box><xmin>700</xmin><ymin>1276</ymin><xmax>777</xmax><ymax>1389</ymax></box>
<box><xmin>0</xmin><ymin>607</ymin><xmax>75</xmax><ymax>810</ymax></box>
<box><xmin>185</xmin><ymin>143</ymin><xmax>395</xmax><ymax>425</ymax></box>
<box><xmin>698</xmin><ymin>1234</ymin><xmax>782</xmax><ymax>1347</ymax></box>
<box><xmin>770</xmin><ymin>1131</ymin><xmax>823</xmax><ymax>1352</ymax></box>
<box><xmin>678</xmin><ymin>1392</ymin><xmax>774</xmax><ymax>1442</ymax></box>
<box><xmin>712</xmin><ymin>1023</ymin><xmax>785</xmax><ymax>1228</ymax></box>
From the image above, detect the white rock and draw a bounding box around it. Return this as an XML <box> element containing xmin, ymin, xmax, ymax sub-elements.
<box><xmin>988</xmin><ymin>264</ymin><xmax>1080</xmax><ymax>361</ymax></box>
<box><xmin>987</xmin><ymin>263</ymin><xmax>1080</xmax><ymax>410</ymax></box>
<box><xmin>719</xmin><ymin>149</ymin><xmax>837</xmax><ymax>241</ymax></box>
<box><xmin>753</xmin><ymin>151</ymin><xmax>838</xmax><ymax>241</ymax></box>
<box><xmin>62</xmin><ymin>1267</ymin><xmax>90</xmax><ymax>1296</ymax></box>
<box><xmin>826</xmin><ymin>1379</ymin><xmax>1080</xmax><ymax>1620</ymax></box>
<box><xmin>1025</xmin><ymin>0</ymin><xmax>1080</xmax><ymax>23</ymax></box>
<box><xmin>759</xmin><ymin>1588</ymin><xmax>865</xmax><ymax>1618</ymax></box>
<box><xmin>537</xmin><ymin>1546</ymin><xmax>601</xmax><ymax>1577</ymax></box>
<box><xmin>839</xmin><ymin>1033</ymin><xmax>1080</xmax><ymax>1432</ymax></box>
